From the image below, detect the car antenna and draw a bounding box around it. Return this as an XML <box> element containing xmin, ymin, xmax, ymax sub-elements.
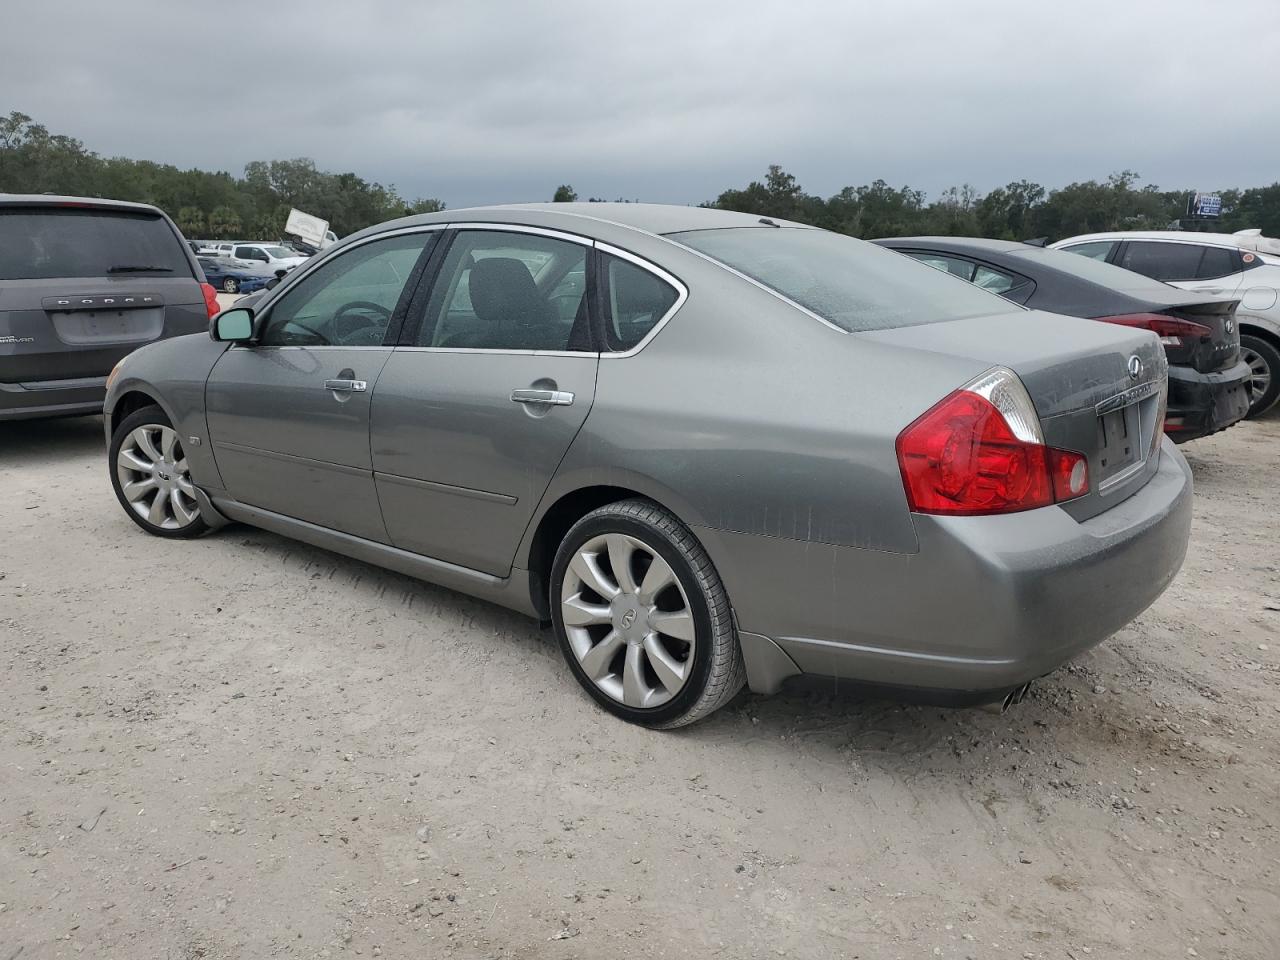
<box><xmin>1022</xmin><ymin>237</ymin><xmax>1049</xmax><ymax>247</ymax></box>
<box><xmin>759</xmin><ymin>218</ymin><xmax>781</xmax><ymax>227</ymax></box>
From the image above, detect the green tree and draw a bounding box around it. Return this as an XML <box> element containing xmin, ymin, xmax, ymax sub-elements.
<box><xmin>553</xmin><ymin>184</ymin><xmax>578</xmax><ymax>202</ymax></box>
<box><xmin>207</xmin><ymin>206</ymin><xmax>242</xmax><ymax>237</ymax></box>
<box><xmin>175</xmin><ymin>206</ymin><xmax>205</xmax><ymax>237</ymax></box>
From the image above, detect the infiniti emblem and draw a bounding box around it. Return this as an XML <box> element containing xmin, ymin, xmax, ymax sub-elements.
<box><xmin>1127</xmin><ymin>355</ymin><xmax>1143</xmax><ymax>380</ymax></box>
<box><xmin>621</xmin><ymin>609</ymin><xmax>637</xmax><ymax>628</ymax></box>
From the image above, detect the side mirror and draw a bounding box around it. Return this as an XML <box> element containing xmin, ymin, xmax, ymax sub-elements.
<box><xmin>265</xmin><ymin>277</ymin><xmax>281</xmax><ymax>290</ymax></box>
<box><xmin>211</xmin><ymin>307</ymin><xmax>255</xmax><ymax>342</ymax></box>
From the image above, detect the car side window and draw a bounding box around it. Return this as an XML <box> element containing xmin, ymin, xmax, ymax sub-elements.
<box><xmin>257</xmin><ymin>232</ymin><xmax>431</xmax><ymax>347</ymax></box>
<box><xmin>1119</xmin><ymin>241</ymin><xmax>1203</xmax><ymax>282</ymax></box>
<box><xmin>1195</xmin><ymin>245</ymin><xmax>1240</xmax><ymax>281</ymax></box>
<box><xmin>972</xmin><ymin>264</ymin><xmax>1018</xmax><ymax>295</ymax></box>
<box><xmin>1059</xmin><ymin>240</ymin><xmax>1116</xmax><ymax>262</ymax></box>
<box><xmin>418</xmin><ymin>231</ymin><xmax>591</xmax><ymax>351</ymax></box>
<box><xmin>908</xmin><ymin>253</ymin><xmax>976</xmax><ymax>281</ymax></box>
<box><xmin>599</xmin><ymin>254</ymin><xmax>680</xmax><ymax>352</ymax></box>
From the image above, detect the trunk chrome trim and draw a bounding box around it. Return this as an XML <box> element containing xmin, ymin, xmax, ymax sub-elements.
<box><xmin>1095</xmin><ymin>378</ymin><xmax>1165</xmax><ymax>416</ymax></box>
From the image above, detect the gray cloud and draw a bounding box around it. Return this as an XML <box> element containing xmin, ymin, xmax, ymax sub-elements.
<box><xmin>5</xmin><ymin>0</ymin><xmax>1279</xmax><ymax>208</ymax></box>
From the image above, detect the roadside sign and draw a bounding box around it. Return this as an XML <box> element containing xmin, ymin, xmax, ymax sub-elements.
<box><xmin>1187</xmin><ymin>193</ymin><xmax>1222</xmax><ymax>219</ymax></box>
<box><xmin>285</xmin><ymin>208</ymin><xmax>329</xmax><ymax>248</ymax></box>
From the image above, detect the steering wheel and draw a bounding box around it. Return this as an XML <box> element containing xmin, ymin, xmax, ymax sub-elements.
<box><xmin>332</xmin><ymin>300</ymin><xmax>392</xmax><ymax>345</ymax></box>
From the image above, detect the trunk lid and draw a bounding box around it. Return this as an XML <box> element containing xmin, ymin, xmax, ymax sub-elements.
<box><xmin>862</xmin><ymin>309</ymin><xmax>1168</xmax><ymax>520</ymax></box>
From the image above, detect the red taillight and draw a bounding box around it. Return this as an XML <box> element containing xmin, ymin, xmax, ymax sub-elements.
<box><xmin>1097</xmin><ymin>312</ymin><xmax>1211</xmax><ymax>345</ymax></box>
<box><xmin>200</xmin><ymin>282</ymin><xmax>220</xmax><ymax>319</ymax></box>
<box><xmin>897</xmin><ymin>387</ymin><xmax>1088</xmax><ymax>516</ymax></box>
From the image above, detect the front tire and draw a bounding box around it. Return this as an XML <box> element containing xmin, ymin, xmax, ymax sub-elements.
<box><xmin>1240</xmin><ymin>333</ymin><xmax>1280</xmax><ymax>418</ymax></box>
<box><xmin>550</xmin><ymin>499</ymin><xmax>745</xmax><ymax>728</ymax></box>
<box><xmin>221</xmin><ymin>277</ymin><xmax>240</xmax><ymax>294</ymax></box>
<box><xmin>109</xmin><ymin>404</ymin><xmax>209</xmax><ymax>539</ymax></box>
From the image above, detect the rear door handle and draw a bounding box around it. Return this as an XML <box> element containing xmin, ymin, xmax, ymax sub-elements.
<box><xmin>510</xmin><ymin>388</ymin><xmax>574</xmax><ymax>406</ymax></box>
<box><xmin>324</xmin><ymin>378</ymin><xmax>367</xmax><ymax>393</ymax></box>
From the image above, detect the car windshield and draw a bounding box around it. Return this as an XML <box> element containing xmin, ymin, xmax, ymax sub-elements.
<box><xmin>262</xmin><ymin>246</ymin><xmax>293</xmax><ymax>258</ymax></box>
<box><xmin>669</xmin><ymin>227</ymin><xmax>1011</xmax><ymax>332</ymax></box>
<box><xmin>1009</xmin><ymin>245</ymin><xmax>1172</xmax><ymax>291</ymax></box>
<box><xmin>0</xmin><ymin>208</ymin><xmax>191</xmax><ymax>280</ymax></box>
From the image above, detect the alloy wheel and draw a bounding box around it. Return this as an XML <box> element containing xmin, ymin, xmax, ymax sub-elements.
<box><xmin>1242</xmin><ymin>344</ymin><xmax>1272</xmax><ymax>407</ymax></box>
<box><xmin>116</xmin><ymin>424</ymin><xmax>201</xmax><ymax>530</ymax></box>
<box><xmin>560</xmin><ymin>533</ymin><xmax>696</xmax><ymax>709</ymax></box>
<box><xmin>221</xmin><ymin>278</ymin><xmax>238</xmax><ymax>293</ymax></box>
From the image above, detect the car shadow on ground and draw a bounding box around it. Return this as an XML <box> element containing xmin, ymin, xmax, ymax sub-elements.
<box><xmin>0</xmin><ymin>414</ymin><xmax>104</xmax><ymax>464</ymax></box>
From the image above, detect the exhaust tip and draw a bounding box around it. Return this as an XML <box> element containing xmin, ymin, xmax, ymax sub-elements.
<box><xmin>978</xmin><ymin>682</ymin><xmax>1033</xmax><ymax>714</ymax></box>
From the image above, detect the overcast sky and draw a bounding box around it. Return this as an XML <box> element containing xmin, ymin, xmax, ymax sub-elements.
<box><xmin>5</xmin><ymin>0</ymin><xmax>1279</xmax><ymax>208</ymax></box>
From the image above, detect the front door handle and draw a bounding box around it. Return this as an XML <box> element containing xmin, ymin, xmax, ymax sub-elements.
<box><xmin>324</xmin><ymin>378</ymin><xmax>367</xmax><ymax>393</ymax></box>
<box><xmin>510</xmin><ymin>388</ymin><xmax>574</xmax><ymax>406</ymax></box>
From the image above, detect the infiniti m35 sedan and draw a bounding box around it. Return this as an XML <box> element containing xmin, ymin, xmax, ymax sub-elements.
<box><xmin>104</xmin><ymin>204</ymin><xmax>1192</xmax><ymax>727</ymax></box>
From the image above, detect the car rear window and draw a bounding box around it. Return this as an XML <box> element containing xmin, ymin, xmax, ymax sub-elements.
<box><xmin>0</xmin><ymin>207</ymin><xmax>192</xmax><ymax>280</ymax></box>
<box><xmin>668</xmin><ymin>227</ymin><xmax>1011</xmax><ymax>332</ymax></box>
<box><xmin>1006</xmin><ymin>245</ymin><xmax>1173</xmax><ymax>292</ymax></box>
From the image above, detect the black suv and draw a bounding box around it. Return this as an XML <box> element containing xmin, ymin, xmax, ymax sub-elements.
<box><xmin>0</xmin><ymin>195</ymin><xmax>216</xmax><ymax>420</ymax></box>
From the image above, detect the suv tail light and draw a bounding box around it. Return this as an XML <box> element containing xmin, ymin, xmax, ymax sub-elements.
<box><xmin>200</xmin><ymin>282</ymin><xmax>220</xmax><ymax>319</ymax></box>
<box><xmin>896</xmin><ymin>368</ymin><xmax>1089</xmax><ymax>516</ymax></box>
<box><xmin>1097</xmin><ymin>312</ymin><xmax>1211</xmax><ymax>347</ymax></box>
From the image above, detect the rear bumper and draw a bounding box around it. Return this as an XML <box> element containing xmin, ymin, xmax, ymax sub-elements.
<box><xmin>1165</xmin><ymin>359</ymin><xmax>1251</xmax><ymax>442</ymax></box>
<box><xmin>701</xmin><ymin>437</ymin><xmax>1193</xmax><ymax>698</ymax></box>
<box><xmin>0</xmin><ymin>376</ymin><xmax>106</xmax><ymax>420</ymax></box>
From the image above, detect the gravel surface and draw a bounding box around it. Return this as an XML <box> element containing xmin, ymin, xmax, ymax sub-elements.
<box><xmin>2</xmin><ymin>411</ymin><xmax>1277</xmax><ymax>959</ymax></box>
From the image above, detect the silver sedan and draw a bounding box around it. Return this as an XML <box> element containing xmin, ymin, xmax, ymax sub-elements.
<box><xmin>104</xmin><ymin>204</ymin><xmax>1192</xmax><ymax>726</ymax></box>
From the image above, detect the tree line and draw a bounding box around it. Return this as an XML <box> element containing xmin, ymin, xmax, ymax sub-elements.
<box><xmin>0</xmin><ymin>111</ymin><xmax>443</xmax><ymax>240</ymax></box>
<box><xmin>698</xmin><ymin>165</ymin><xmax>1280</xmax><ymax>241</ymax></box>
<box><xmin>5</xmin><ymin>110</ymin><xmax>1279</xmax><ymax>244</ymax></box>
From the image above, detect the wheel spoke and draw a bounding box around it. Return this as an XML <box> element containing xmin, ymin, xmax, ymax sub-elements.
<box><xmin>134</xmin><ymin>427</ymin><xmax>163</xmax><ymax>463</ymax></box>
<box><xmin>643</xmin><ymin>633</ymin><xmax>688</xmax><ymax>694</ymax></box>
<box><xmin>119</xmin><ymin>449</ymin><xmax>154</xmax><ymax>473</ymax></box>
<box><xmin>649</xmin><ymin>609</ymin><xmax>695</xmax><ymax>642</ymax></box>
<box><xmin>621</xmin><ymin>642</ymin><xmax>648</xmax><ymax>707</ymax></box>
<box><xmin>170</xmin><ymin>490</ymin><xmax>196</xmax><ymax>526</ymax></box>
<box><xmin>122</xmin><ymin>477</ymin><xmax>158</xmax><ymax>502</ymax></box>
<box><xmin>569</xmin><ymin>549</ymin><xmax>619</xmax><ymax>600</ymax></box>
<box><xmin>147</xmin><ymin>488</ymin><xmax>169</xmax><ymax>525</ymax></box>
<box><xmin>637</xmin><ymin>553</ymin><xmax>676</xmax><ymax>604</ymax></box>
<box><xmin>160</xmin><ymin>427</ymin><xmax>179</xmax><ymax>462</ymax></box>
<box><xmin>606</xmin><ymin>534</ymin><xmax>638</xmax><ymax>594</ymax></box>
<box><xmin>561</xmin><ymin>594</ymin><xmax>611</xmax><ymax>627</ymax></box>
<box><xmin>579</xmin><ymin>630</ymin><xmax>623</xmax><ymax>681</ymax></box>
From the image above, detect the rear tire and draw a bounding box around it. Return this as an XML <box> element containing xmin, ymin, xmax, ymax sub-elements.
<box><xmin>550</xmin><ymin>499</ymin><xmax>745</xmax><ymax>728</ymax></box>
<box><xmin>221</xmin><ymin>277</ymin><xmax>240</xmax><ymax>294</ymax></box>
<box><xmin>1240</xmin><ymin>333</ymin><xmax>1280</xmax><ymax>418</ymax></box>
<box><xmin>109</xmin><ymin>404</ymin><xmax>209</xmax><ymax>539</ymax></box>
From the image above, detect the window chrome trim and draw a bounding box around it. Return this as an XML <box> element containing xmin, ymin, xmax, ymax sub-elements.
<box><xmin>443</xmin><ymin>221</ymin><xmax>594</xmax><ymax>247</ymax></box>
<box><xmin>657</xmin><ymin>235</ymin><xmax>850</xmax><ymax>336</ymax></box>
<box><xmin>392</xmin><ymin>347</ymin><xmax>599</xmax><ymax>358</ymax></box>
<box><xmin>594</xmin><ymin>240</ymin><xmax>689</xmax><ymax>358</ymax></box>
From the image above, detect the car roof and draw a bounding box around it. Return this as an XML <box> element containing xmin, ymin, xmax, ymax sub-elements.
<box><xmin>0</xmin><ymin>193</ymin><xmax>165</xmax><ymax>215</ymax></box>
<box><xmin>361</xmin><ymin>202</ymin><xmax>813</xmax><ymax>242</ymax></box>
<box><xmin>876</xmin><ymin>236</ymin><xmax>1030</xmax><ymax>255</ymax></box>
<box><xmin>1054</xmin><ymin>230</ymin><xmax>1254</xmax><ymax>248</ymax></box>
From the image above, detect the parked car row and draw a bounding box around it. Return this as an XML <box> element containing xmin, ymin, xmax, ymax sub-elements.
<box><xmin>196</xmin><ymin>241</ymin><xmax>310</xmax><ymax>271</ymax></box>
<box><xmin>873</xmin><ymin>237</ymin><xmax>1253</xmax><ymax>438</ymax></box>
<box><xmin>1049</xmin><ymin>230</ymin><xmax>1280</xmax><ymax>418</ymax></box>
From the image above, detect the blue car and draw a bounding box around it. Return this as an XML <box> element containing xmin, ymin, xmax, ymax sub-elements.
<box><xmin>196</xmin><ymin>256</ymin><xmax>272</xmax><ymax>295</ymax></box>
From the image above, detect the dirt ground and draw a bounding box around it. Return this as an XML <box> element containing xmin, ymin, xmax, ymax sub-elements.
<box><xmin>1</xmin><ymin>409</ymin><xmax>1277</xmax><ymax>960</ymax></box>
